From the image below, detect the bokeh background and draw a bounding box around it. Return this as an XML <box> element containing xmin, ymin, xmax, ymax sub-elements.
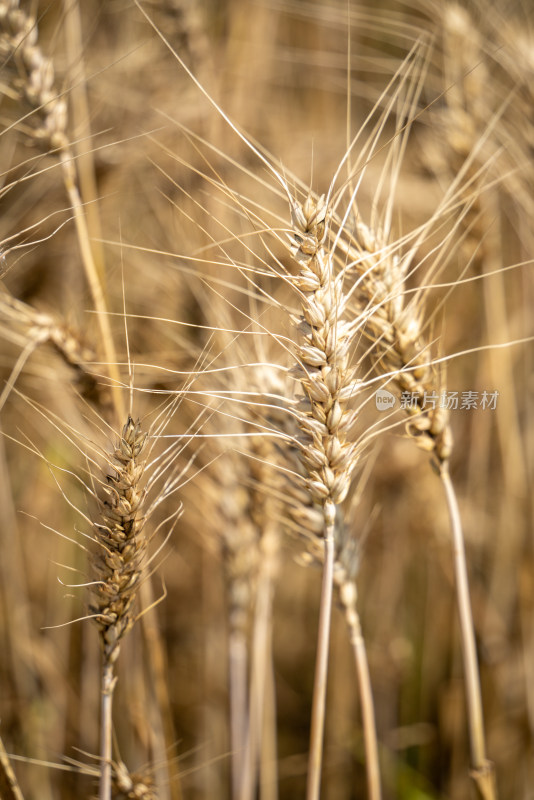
<box><xmin>0</xmin><ymin>1</ymin><xmax>532</xmax><ymax>798</ymax></box>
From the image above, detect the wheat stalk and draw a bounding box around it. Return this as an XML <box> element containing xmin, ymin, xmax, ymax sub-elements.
<box><xmin>336</xmin><ymin>575</ymin><xmax>380</xmax><ymax>800</ymax></box>
<box><xmin>343</xmin><ymin>208</ymin><xmax>495</xmax><ymax>798</ymax></box>
<box><xmin>275</xmin><ymin>387</ymin><xmax>381</xmax><ymax>800</ymax></box>
<box><xmin>238</xmin><ymin>371</ymin><xmax>284</xmax><ymax>800</ymax></box>
<box><xmin>89</xmin><ymin>416</ymin><xmax>149</xmax><ymax>800</ymax></box>
<box><xmin>194</xmin><ymin>409</ymin><xmax>261</xmax><ymax>799</ymax></box>
<box><xmin>429</xmin><ymin>4</ymin><xmax>531</xmax><ymax>698</ymax></box>
<box><xmin>285</xmin><ymin>193</ymin><xmax>365</xmax><ymax>800</ymax></box>
<box><xmin>0</xmin><ymin>733</ymin><xmax>25</xmax><ymax>800</ymax></box>
<box><xmin>0</xmin><ymin>0</ymin><xmax>124</xmax><ymax>421</ymax></box>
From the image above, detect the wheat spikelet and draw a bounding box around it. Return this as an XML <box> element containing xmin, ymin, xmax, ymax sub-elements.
<box><xmin>152</xmin><ymin>0</ymin><xmax>210</xmax><ymax>73</ymax></box>
<box><xmin>419</xmin><ymin>2</ymin><xmax>533</xmax><ymax>257</ymax></box>
<box><xmin>214</xmin><ymin>443</ymin><xmax>261</xmax><ymax>800</ymax></box>
<box><xmin>343</xmin><ymin>203</ymin><xmax>499</xmax><ymax>795</ymax></box>
<box><xmin>267</xmin><ymin>370</ymin><xmax>361</xmax><ymax>595</ymax></box>
<box><xmin>417</xmin><ymin>3</ymin><xmax>497</xmax><ymax>269</ymax></box>
<box><xmin>441</xmin><ymin>4</ymin><xmax>488</xmax><ymax>163</ymax></box>
<box><xmin>237</xmin><ymin>367</ymin><xmax>285</xmax><ymax>800</ymax></box>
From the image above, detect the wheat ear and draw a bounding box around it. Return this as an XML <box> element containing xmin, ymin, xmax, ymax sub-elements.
<box><xmin>287</xmin><ymin>194</ymin><xmax>361</xmax><ymax>800</ymax></box>
<box><xmin>0</xmin><ymin>0</ymin><xmax>123</xmax><ymax>421</ymax></box>
<box><xmin>345</xmin><ymin>214</ymin><xmax>495</xmax><ymax>798</ymax></box>
<box><xmin>111</xmin><ymin>760</ymin><xmax>157</xmax><ymax>800</ymax></box>
<box><xmin>89</xmin><ymin>417</ymin><xmax>149</xmax><ymax>800</ymax></box>
<box><xmin>345</xmin><ymin>215</ymin><xmax>452</xmax><ymax>463</ymax></box>
<box><xmin>0</xmin><ymin>290</ymin><xmax>106</xmax><ymax>410</ymax></box>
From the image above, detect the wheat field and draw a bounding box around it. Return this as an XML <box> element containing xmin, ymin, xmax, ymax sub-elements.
<box><xmin>0</xmin><ymin>1</ymin><xmax>532</xmax><ymax>799</ymax></box>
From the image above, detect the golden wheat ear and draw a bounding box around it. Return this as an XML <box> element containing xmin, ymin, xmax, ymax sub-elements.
<box><xmin>342</xmin><ymin>203</ymin><xmax>496</xmax><ymax>797</ymax></box>
<box><xmin>282</xmin><ymin>192</ymin><xmax>371</xmax><ymax>800</ymax></box>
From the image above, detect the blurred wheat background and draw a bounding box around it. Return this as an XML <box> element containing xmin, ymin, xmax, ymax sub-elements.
<box><xmin>0</xmin><ymin>1</ymin><xmax>532</xmax><ymax>799</ymax></box>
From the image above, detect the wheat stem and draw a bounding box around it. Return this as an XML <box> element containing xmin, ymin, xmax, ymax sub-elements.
<box><xmin>229</xmin><ymin>629</ymin><xmax>248</xmax><ymax>800</ymax></box>
<box><xmin>0</xmin><ymin>733</ymin><xmax>25</xmax><ymax>800</ymax></box>
<box><xmin>139</xmin><ymin>577</ymin><xmax>181</xmax><ymax>800</ymax></box>
<box><xmin>58</xmin><ymin>149</ymin><xmax>125</xmax><ymax>422</ymax></box>
<box><xmin>0</xmin><ymin>1</ymin><xmax>124</xmax><ymax>423</ymax></box>
<box><xmin>306</xmin><ymin>509</ymin><xmax>335</xmax><ymax>800</ymax></box>
<box><xmin>335</xmin><ymin>558</ymin><xmax>382</xmax><ymax>800</ymax></box>
<box><xmin>284</xmin><ymin>193</ymin><xmax>363</xmax><ymax>797</ymax></box>
<box><xmin>89</xmin><ymin>416</ymin><xmax>149</xmax><ymax>800</ymax></box>
<box><xmin>345</xmin><ymin>605</ymin><xmax>381</xmax><ymax>800</ymax></box>
<box><xmin>260</xmin><ymin>645</ymin><xmax>279</xmax><ymax>800</ymax></box>
<box><xmin>440</xmin><ymin>465</ymin><xmax>496</xmax><ymax>800</ymax></box>
<box><xmin>240</xmin><ymin>529</ymin><xmax>277</xmax><ymax>800</ymax></box>
<box><xmin>62</xmin><ymin>0</ymin><xmax>106</xmax><ymax>278</ymax></box>
<box><xmin>99</xmin><ymin>662</ymin><xmax>115</xmax><ymax>800</ymax></box>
